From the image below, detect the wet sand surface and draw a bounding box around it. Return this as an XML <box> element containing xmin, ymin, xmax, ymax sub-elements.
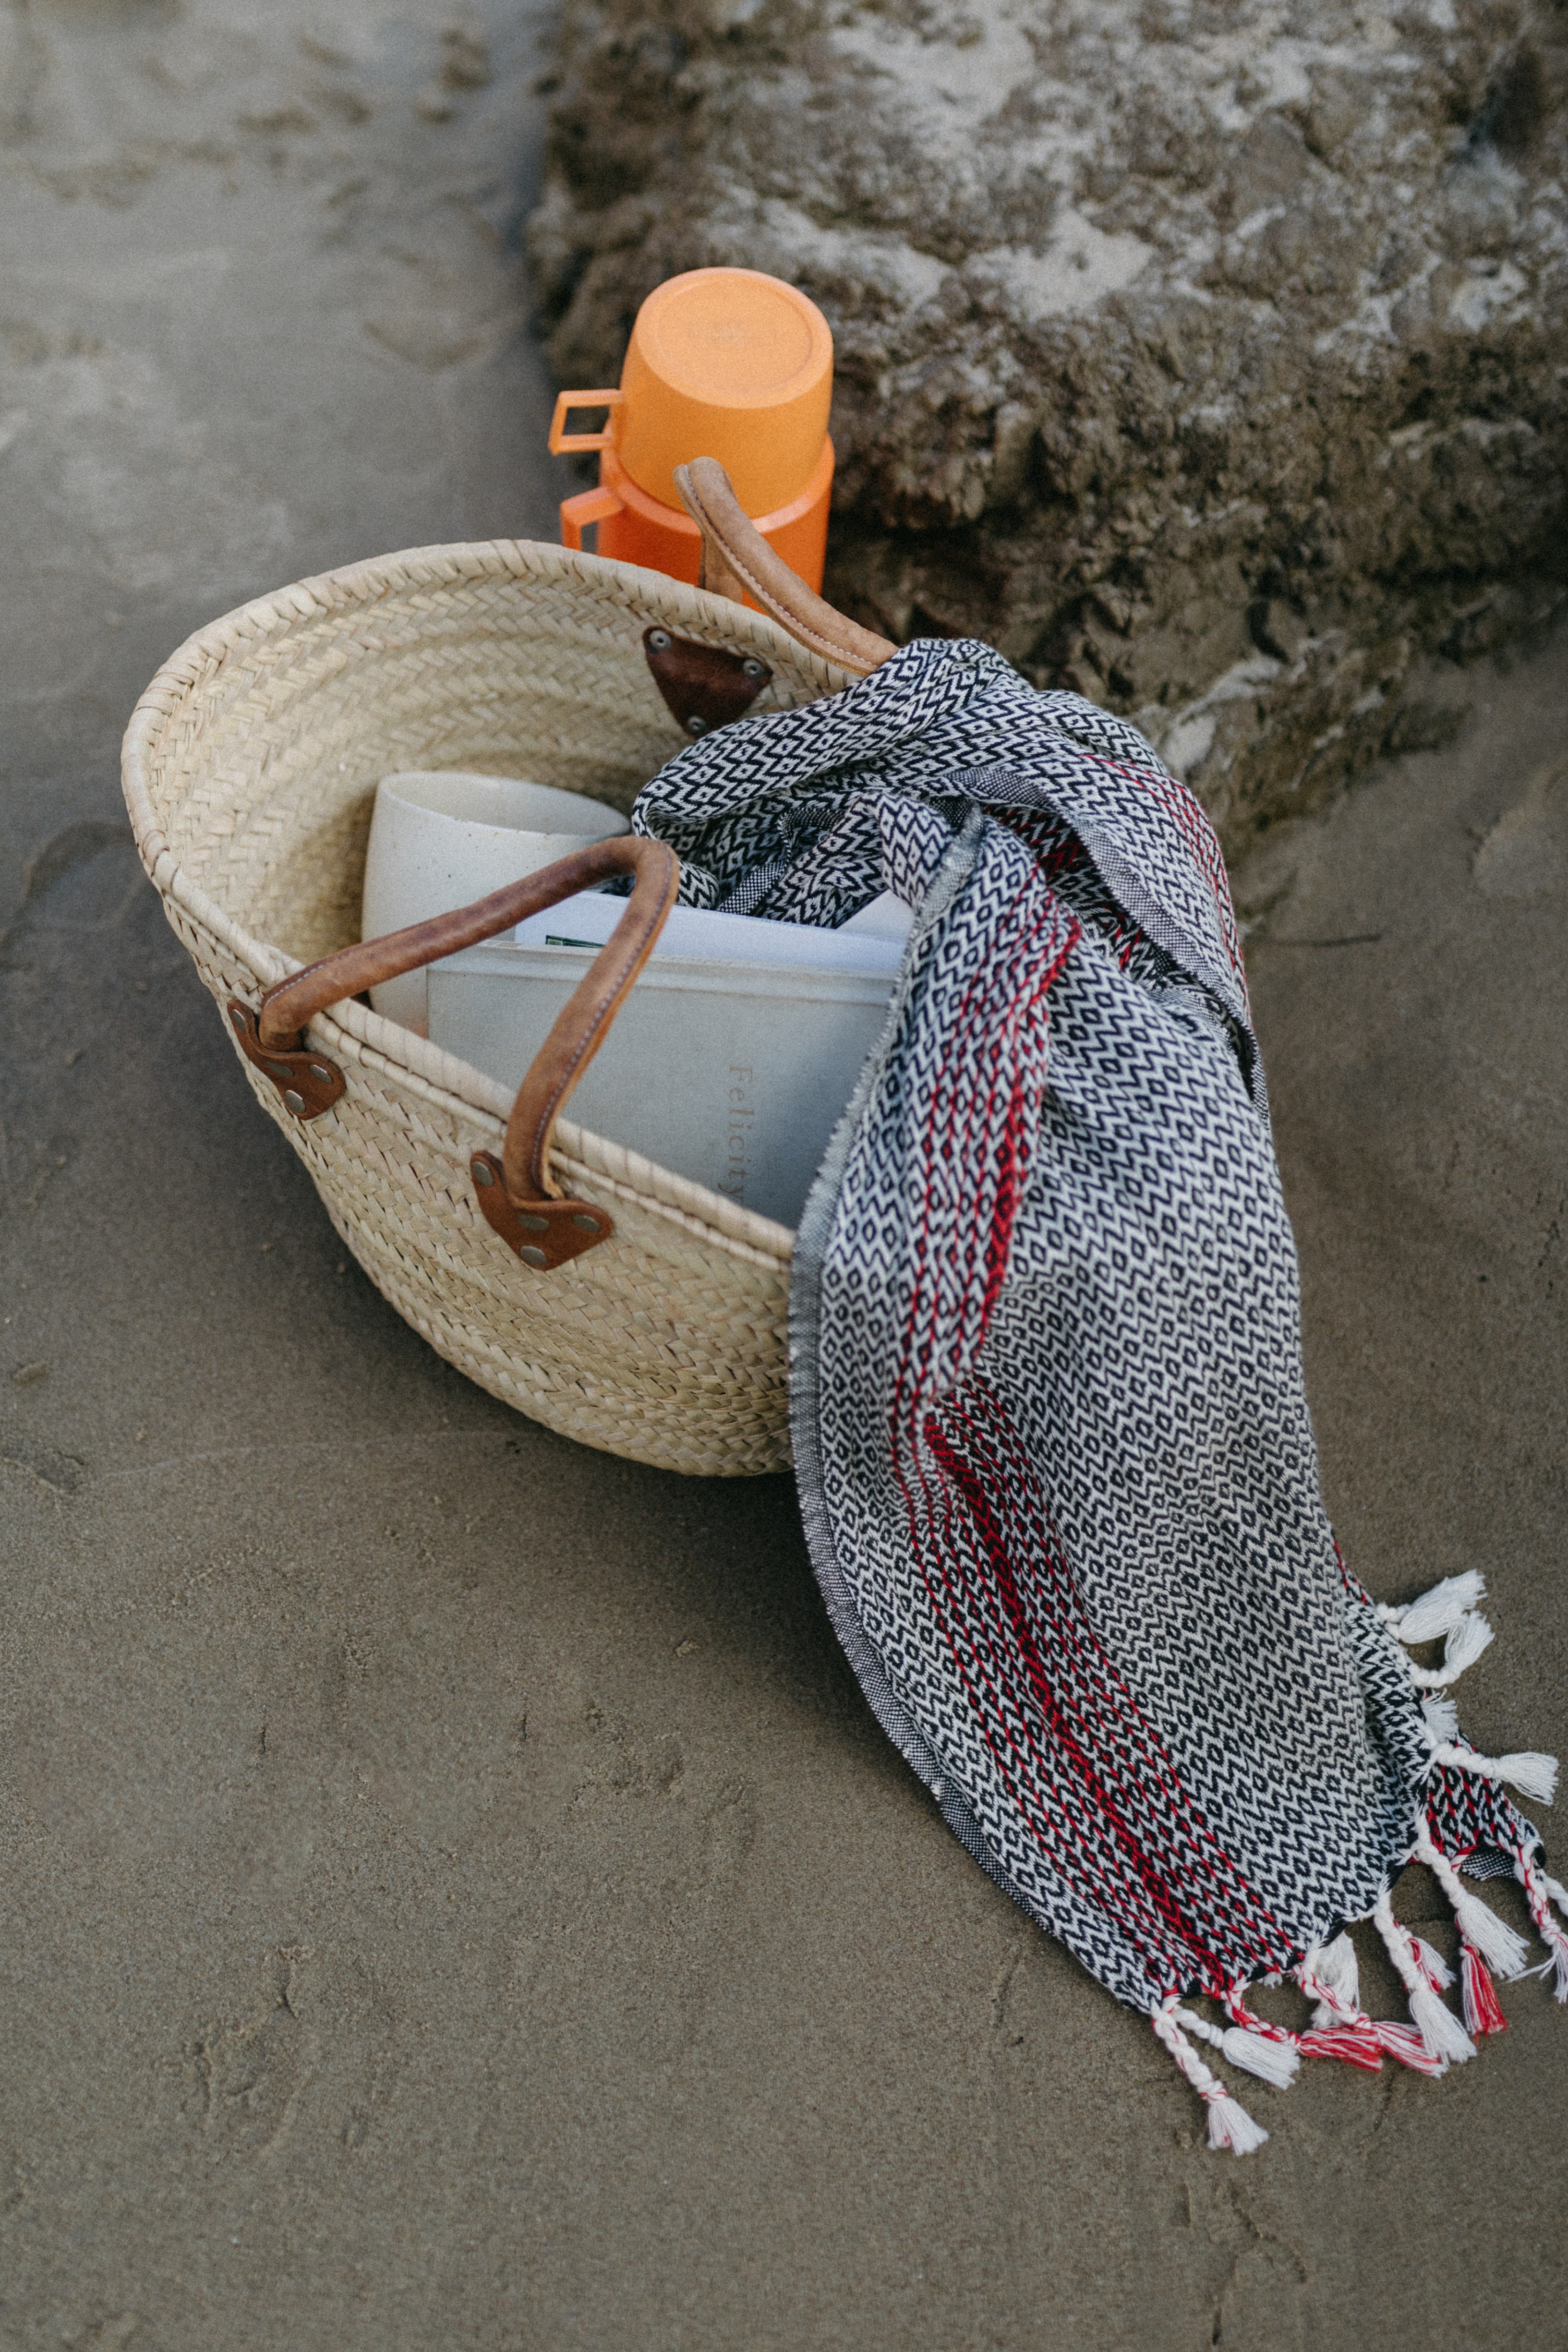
<box><xmin>1</xmin><ymin>7</ymin><xmax>1565</xmax><ymax>2347</ymax></box>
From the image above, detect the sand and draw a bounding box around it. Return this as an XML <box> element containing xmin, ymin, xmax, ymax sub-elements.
<box><xmin>1</xmin><ymin>6</ymin><xmax>1565</xmax><ymax>2348</ymax></box>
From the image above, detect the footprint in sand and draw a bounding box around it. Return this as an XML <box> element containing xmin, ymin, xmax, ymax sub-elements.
<box><xmin>1473</xmin><ymin>753</ymin><xmax>1568</xmax><ymax>899</ymax></box>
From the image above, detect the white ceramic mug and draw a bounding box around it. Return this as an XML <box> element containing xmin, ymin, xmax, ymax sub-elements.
<box><xmin>361</xmin><ymin>771</ymin><xmax>627</xmax><ymax>1033</ymax></box>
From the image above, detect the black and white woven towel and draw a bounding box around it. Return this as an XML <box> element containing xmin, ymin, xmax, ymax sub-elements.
<box><xmin>631</xmin><ymin>635</ymin><xmax>1567</xmax><ymax>2150</ymax></box>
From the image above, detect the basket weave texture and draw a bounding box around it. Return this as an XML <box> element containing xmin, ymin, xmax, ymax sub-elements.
<box><xmin>122</xmin><ymin>540</ymin><xmax>853</xmax><ymax>1474</ymax></box>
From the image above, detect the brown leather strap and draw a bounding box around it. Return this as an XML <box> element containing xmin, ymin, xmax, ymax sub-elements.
<box><xmin>673</xmin><ymin>457</ymin><xmax>897</xmax><ymax>677</ymax></box>
<box><xmin>257</xmin><ymin>835</ymin><xmax>679</xmax><ymax>1212</ymax></box>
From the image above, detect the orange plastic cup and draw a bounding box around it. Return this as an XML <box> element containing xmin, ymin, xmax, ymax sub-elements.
<box><xmin>550</xmin><ymin>268</ymin><xmax>834</xmax><ymax>597</ymax></box>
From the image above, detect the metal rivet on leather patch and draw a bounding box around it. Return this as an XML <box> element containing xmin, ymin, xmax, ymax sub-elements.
<box><xmin>266</xmin><ymin>1060</ymin><xmax>293</xmax><ymax>1079</ymax></box>
<box><xmin>472</xmin><ymin>1159</ymin><xmax>495</xmax><ymax>1185</ymax></box>
<box><xmin>518</xmin><ymin>1244</ymin><xmax>548</xmax><ymax>1268</ymax></box>
<box><xmin>742</xmin><ymin>657</ymin><xmax>767</xmax><ymax>680</ymax></box>
<box><xmin>647</xmin><ymin>628</ymin><xmax>671</xmax><ymax>651</ymax></box>
<box><xmin>309</xmin><ymin>1063</ymin><xmax>332</xmax><ymax>1084</ymax></box>
<box><xmin>518</xmin><ymin>1213</ymin><xmax>548</xmax><ymax>1232</ymax></box>
<box><xmin>282</xmin><ymin>1088</ymin><xmax>306</xmax><ymax>1116</ymax></box>
<box><xmin>573</xmin><ymin>1214</ymin><xmax>600</xmax><ymax>1232</ymax></box>
<box><xmin>230</xmin><ymin>1006</ymin><xmax>248</xmax><ymax>1032</ymax></box>
<box><xmin>685</xmin><ymin>715</ymin><xmax>707</xmax><ymax>736</ymax></box>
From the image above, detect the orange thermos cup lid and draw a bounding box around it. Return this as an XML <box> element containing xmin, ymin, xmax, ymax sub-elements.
<box><xmin>611</xmin><ymin>268</ymin><xmax>832</xmax><ymax>519</ymax></box>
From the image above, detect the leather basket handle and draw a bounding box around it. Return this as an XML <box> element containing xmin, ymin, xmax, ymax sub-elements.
<box><xmin>673</xmin><ymin>456</ymin><xmax>897</xmax><ymax>677</ymax></box>
<box><xmin>228</xmin><ymin>836</ymin><xmax>679</xmax><ymax>1272</ymax></box>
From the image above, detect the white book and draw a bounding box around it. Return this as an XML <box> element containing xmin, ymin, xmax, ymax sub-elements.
<box><xmin>513</xmin><ymin>888</ymin><xmax>911</xmax><ymax>974</ymax></box>
<box><xmin>430</xmin><ymin>891</ymin><xmax>917</xmax><ymax>1226</ymax></box>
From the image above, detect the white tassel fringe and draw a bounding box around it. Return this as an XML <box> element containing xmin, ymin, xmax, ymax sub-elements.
<box><xmin>1412</xmin><ymin>1825</ymin><xmax>1532</xmax><ymax>1979</ymax></box>
<box><xmin>1303</xmin><ymin>1931</ymin><xmax>1360</xmax><ymax>2026</ymax></box>
<box><xmin>1408</xmin><ymin>1613</ymin><xmax>1495</xmax><ymax>1688</ymax></box>
<box><xmin>1373</xmin><ymin>1886</ymin><xmax>1477</xmax><ymax>2066</ymax></box>
<box><xmin>1315</xmin><ymin>1931</ymin><xmax>1361</xmax><ymax>2006</ymax></box>
<box><xmin>1153</xmin><ymin>2001</ymin><xmax>1268</xmax><ymax>2154</ymax></box>
<box><xmin>1384</xmin><ymin>1571</ymin><xmax>1486</xmax><ymax>1646</ymax></box>
<box><xmin>1453</xmin><ymin>1896</ymin><xmax>1533</xmax><ymax>1980</ymax></box>
<box><xmin>1515</xmin><ymin>1855</ymin><xmax>1568</xmax><ymax>2002</ymax></box>
<box><xmin>1173</xmin><ymin>2006</ymin><xmax>1300</xmax><ymax>2090</ymax></box>
<box><xmin>1544</xmin><ymin>1932</ymin><xmax>1568</xmax><ymax>2004</ymax></box>
<box><xmin>1409</xmin><ymin>1977</ymin><xmax>1480</xmax><ymax>2067</ymax></box>
<box><xmin>1138</xmin><ymin>1563</ymin><xmax>1568</xmax><ymax>2136</ymax></box>
<box><xmin>1421</xmin><ymin>1693</ymin><xmax>1460</xmax><ymax>1743</ymax></box>
<box><xmin>1221</xmin><ymin>2025</ymin><xmax>1301</xmax><ymax>2089</ymax></box>
<box><xmin>1206</xmin><ymin>2093</ymin><xmax>1270</xmax><ymax>2155</ymax></box>
<box><xmin>1411</xmin><ymin>1934</ymin><xmax>1455</xmax><ymax>1992</ymax></box>
<box><xmin>1429</xmin><ymin>1741</ymin><xmax>1557</xmax><ymax>1805</ymax></box>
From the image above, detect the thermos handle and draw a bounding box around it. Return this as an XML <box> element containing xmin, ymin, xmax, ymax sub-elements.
<box><xmin>553</xmin><ymin>392</ymin><xmax>627</xmax><ymax>554</ymax></box>
<box><xmin>674</xmin><ymin>456</ymin><xmax>896</xmax><ymax>678</ymax></box>
<box><xmin>559</xmin><ymin>484</ymin><xmax>624</xmax><ymax>549</ymax></box>
<box><xmin>549</xmin><ymin>390</ymin><xmax>623</xmax><ymax>454</ymax></box>
<box><xmin>227</xmin><ymin>836</ymin><xmax>680</xmax><ymax>1272</ymax></box>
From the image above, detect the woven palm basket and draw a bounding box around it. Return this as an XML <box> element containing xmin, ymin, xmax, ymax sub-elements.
<box><xmin>122</xmin><ymin>540</ymin><xmax>854</xmax><ymax>1474</ymax></box>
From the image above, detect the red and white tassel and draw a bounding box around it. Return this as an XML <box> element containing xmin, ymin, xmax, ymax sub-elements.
<box><xmin>1153</xmin><ymin>1999</ymin><xmax>1269</xmax><ymax>2153</ymax></box>
<box><xmin>1299</xmin><ymin>2018</ymin><xmax>1387</xmax><ymax>2069</ymax></box>
<box><xmin>1516</xmin><ymin>1851</ymin><xmax>1568</xmax><ymax>2002</ymax></box>
<box><xmin>1540</xmin><ymin>1870</ymin><xmax>1568</xmax><ymax>1921</ymax></box>
<box><xmin>1372</xmin><ymin>1887</ymin><xmax>1476</xmax><ymax>2069</ymax></box>
<box><xmin>1460</xmin><ymin>1941</ymin><xmax>1508</xmax><ymax>2037</ymax></box>
<box><xmin>1410</xmin><ymin>1934</ymin><xmax>1455</xmax><ymax>1993</ymax></box>
<box><xmin>1411</xmin><ymin>1823</ymin><xmax>1532</xmax><ymax>1979</ymax></box>
<box><xmin>1304</xmin><ymin>1931</ymin><xmax>1360</xmax><ymax>2020</ymax></box>
<box><xmin>1428</xmin><ymin>1740</ymin><xmax>1558</xmax><ymax>1806</ymax></box>
<box><xmin>1294</xmin><ymin>1938</ymin><xmax>1385</xmax><ymax>2070</ymax></box>
<box><xmin>1376</xmin><ymin>2016</ymin><xmax>1454</xmax><ymax>2074</ymax></box>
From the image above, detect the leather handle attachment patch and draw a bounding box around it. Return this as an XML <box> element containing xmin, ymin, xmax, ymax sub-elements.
<box><xmin>469</xmin><ymin>1156</ymin><xmax>612</xmax><ymax>1270</ymax></box>
<box><xmin>643</xmin><ymin>627</ymin><xmax>771</xmax><ymax>738</ymax></box>
<box><xmin>226</xmin><ymin>1000</ymin><xmax>345</xmax><ymax>1119</ymax></box>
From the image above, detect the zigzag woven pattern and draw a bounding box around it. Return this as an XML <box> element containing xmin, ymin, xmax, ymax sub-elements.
<box><xmin>631</xmin><ymin>637</ymin><xmax>1470</xmax><ymax>2020</ymax></box>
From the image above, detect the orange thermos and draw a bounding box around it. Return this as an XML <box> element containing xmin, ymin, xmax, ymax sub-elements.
<box><xmin>549</xmin><ymin>267</ymin><xmax>834</xmax><ymax>596</ymax></box>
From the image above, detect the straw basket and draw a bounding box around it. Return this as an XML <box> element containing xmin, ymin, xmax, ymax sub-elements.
<box><xmin>121</xmin><ymin>537</ymin><xmax>860</xmax><ymax>1475</ymax></box>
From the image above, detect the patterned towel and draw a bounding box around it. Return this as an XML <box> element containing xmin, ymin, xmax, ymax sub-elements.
<box><xmin>631</xmin><ymin>635</ymin><xmax>1567</xmax><ymax>2149</ymax></box>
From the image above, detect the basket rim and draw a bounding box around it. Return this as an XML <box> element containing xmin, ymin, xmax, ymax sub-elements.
<box><xmin>121</xmin><ymin>535</ymin><xmax>849</xmax><ymax>1269</ymax></box>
